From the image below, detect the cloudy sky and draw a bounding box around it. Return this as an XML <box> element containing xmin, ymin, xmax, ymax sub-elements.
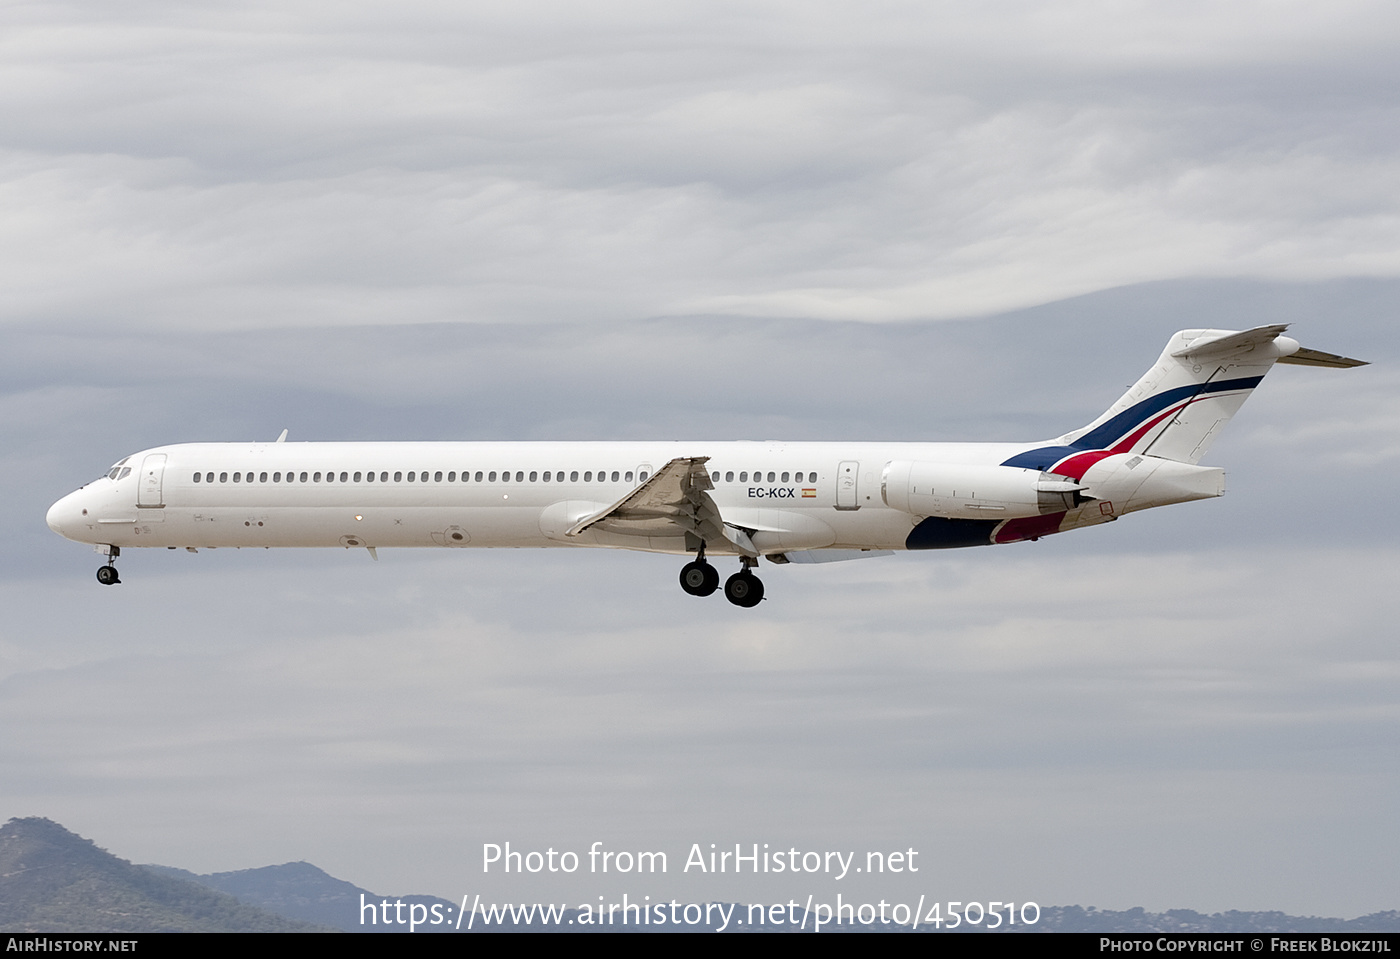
<box><xmin>4</xmin><ymin>1</ymin><xmax>1398</xmax><ymax>921</ymax></box>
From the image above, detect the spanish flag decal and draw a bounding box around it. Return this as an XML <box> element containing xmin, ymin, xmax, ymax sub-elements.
<box><xmin>802</xmin><ymin>488</ymin><xmax>817</xmax><ymax>498</ymax></box>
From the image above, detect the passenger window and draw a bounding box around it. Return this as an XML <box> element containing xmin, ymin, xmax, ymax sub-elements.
<box><xmin>380</xmin><ymin>472</ymin><xmax>388</xmax><ymax>482</ymax></box>
<box><xmin>725</xmin><ymin>471</ymin><xmax>734</xmax><ymax>482</ymax></box>
<box><xmin>610</xmin><ymin>471</ymin><xmax>618</xmax><ymax>482</ymax></box>
<box><xmin>434</xmin><ymin>471</ymin><xmax>442</xmax><ymax>482</ymax></box>
<box><xmin>488</xmin><ymin>471</ymin><xmax>497</xmax><ymax>482</ymax></box>
<box><xmin>259</xmin><ymin>472</ymin><xmax>267</xmax><ymax>483</ymax></box>
<box><xmin>767</xmin><ymin>471</ymin><xmax>775</xmax><ymax>483</ymax></box>
<box><xmin>394</xmin><ymin>471</ymin><xmax>402</xmax><ymax>482</ymax></box>
<box><xmin>475</xmin><ymin>471</ymin><xmax>483</xmax><ymax>482</ymax></box>
<box><xmin>529</xmin><ymin>471</ymin><xmax>538</xmax><ymax>482</ymax></box>
<box><xmin>219</xmin><ymin>472</ymin><xmax>228</xmax><ymax>483</ymax></box>
<box><xmin>234</xmin><ymin>472</ymin><xmax>242</xmax><ymax>483</ymax></box>
<box><xmin>639</xmin><ymin>471</ymin><xmax>648</xmax><ymax>481</ymax></box>
<box><xmin>740</xmin><ymin>472</ymin><xmax>747</xmax><ymax>482</ymax></box>
<box><xmin>366</xmin><ymin>472</ymin><xmax>375</xmax><ymax>483</ymax></box>
<box><xmin>626</xmin><ymin>471</ymin><xmax>634</xmax><ymax>482</ymax></box>
<box><xmin>571</xmin><ymin>471</ymin><xmax>579</xmax><ymax>482</ymax></box>
<box><xmin>543</xmin><ymin>472</ymin><xmax>551</xmax><ymax>482</ymax></box>
<box><xmin>584</xmin><ymin>471</ymin><xmax>592</xmax><ymax>482</ymax></box>
<box><xmin>193</xmin><ymin>472</ymin><xmax>202</xmax><ymax>483</ymax></box>
<box><xmin>711</xmin><ymin>472</ymin><xmax>719</xmax><ymax>483</ymax></box>
<box><xmin>448</xmin><ymin>472</ymin><xmax>455</xmax><ymax>482</ymax></box>
<box><xmin>781</xmin><ymin>472</ymin><xmax>789</xmax><ymax>483</ymax></box>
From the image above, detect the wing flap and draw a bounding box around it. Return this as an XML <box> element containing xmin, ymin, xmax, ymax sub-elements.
<box><xmin>566</xmin><ymin>456</ymin><xmax>758</xmax><ymax>556</ymax></box>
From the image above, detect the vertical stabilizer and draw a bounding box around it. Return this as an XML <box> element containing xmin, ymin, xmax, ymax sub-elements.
<box><xmin>1057</xmin><ymin>325</ymin><xmax>1299</xmax><ymax>465</ymax></box>
<box><xmin>1000</xmin><ymin>324</ymin><xmax>1365</xmax><ymax>477</ymax></box>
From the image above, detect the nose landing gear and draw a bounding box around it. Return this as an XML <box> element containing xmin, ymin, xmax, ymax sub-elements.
<box><xmin>95</xmin><ymin>547</ymin><xmax>121</xmax><ymax>586</ymax></box>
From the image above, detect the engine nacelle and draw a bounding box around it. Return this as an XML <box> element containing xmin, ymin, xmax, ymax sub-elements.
<box><xmin>881</xmin><ymin>460</ymin><xmax>1084</xmax><ymax>519</ymax></box>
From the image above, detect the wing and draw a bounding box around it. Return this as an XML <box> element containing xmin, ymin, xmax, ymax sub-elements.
<box><xmin>566</xmin><ymin>456</ymin><xmax>758</xmax><ymax>556</ymax></box>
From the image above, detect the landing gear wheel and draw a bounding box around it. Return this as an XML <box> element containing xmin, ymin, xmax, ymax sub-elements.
<box><xmin>95</xmin><ymin>565</ymin><xmax>120</xmax><ymax>586</ymax></box>
<box><xmin>679</xmin><ymin>560</ymin><xmax>719</xmax><ymax>596</ymax></box>
<box><xmin>724</xmin><ymin>571</ymin><xmax>764</xmax><ymax>608</ymax></box>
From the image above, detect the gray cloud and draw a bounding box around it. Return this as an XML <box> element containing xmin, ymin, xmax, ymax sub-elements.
<box><xmin>4</xmin><ymin>0</ymin><xmax>1397</xmax><ymax>923</ymax></box>
<box><xmin>5</xmin><ymin>541</ymin><xmax>1397</xmax><ymax>913</ymax></box>
<box><xmin>2</xmin><ymin>3</ymin><xmax>1398</xmax><ymax>328</ymax></box>
<box><xmin>8</xmin><ymin>278</ymin><xmax>1394</xmax><ymax>916</ymax></box>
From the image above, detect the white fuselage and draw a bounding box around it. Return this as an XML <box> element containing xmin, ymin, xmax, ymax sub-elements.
<box><xmin>47</xmin><ymin>440</ymin><xmax>1046</xmax><ymax>556</ymax></box>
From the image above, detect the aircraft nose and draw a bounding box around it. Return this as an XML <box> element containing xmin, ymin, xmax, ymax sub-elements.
<box><xmin>47</xmin><ymin>490</ymin><xmax>84</xmax><ymax>538</ymax></box>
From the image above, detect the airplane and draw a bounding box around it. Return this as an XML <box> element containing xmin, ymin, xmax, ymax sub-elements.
<box><xmin>46</xmin><ymin>325</ymin><xmax>1364</xmax><ymax>607</ymax></box>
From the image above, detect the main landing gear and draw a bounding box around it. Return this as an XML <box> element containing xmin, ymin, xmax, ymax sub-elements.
<box><xmin>724</xmin><ymin>565</ymin><xmax>763</xmax><ymax>608</ymax></box>
<box><xmin>96</xmin><ymin>546</ymin><xmax>121</xmax><ymax>586</ymax></box>
<box><xmin>679</xmin><ymin>547</ymin><xmax>764</xmax><ymax>608</ymax></box>
<box><xmin>679</xmin><ymin>559</ymin><xmax>720</xmax><ymax>596</ymax></box>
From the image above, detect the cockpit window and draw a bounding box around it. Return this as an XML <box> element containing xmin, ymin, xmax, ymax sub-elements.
<box><xmin>118</xmin><ymin>467</ymin><xmax>131</xmax><ymax>480</ymax></box>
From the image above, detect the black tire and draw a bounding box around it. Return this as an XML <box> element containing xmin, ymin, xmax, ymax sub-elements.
<box><xmin>724</xmin><ymin>571</ymin><xmax>764</xmax><ymax>608</ymax></box>
<box><xmin>680</xmin><ymin>561</ymin><xmax>719</xmax><ymax>597</ymax></box>
<box><xmin>96</xmin><ymin>566</ymin><xmax>120</xmax><ymax>586</ymax></box>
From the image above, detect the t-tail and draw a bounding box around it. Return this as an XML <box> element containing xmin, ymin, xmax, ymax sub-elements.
<box><xmin>974</xmin><ymin>325</ymin><xmax>1369</xmax><ymax>535</ymax></box>
<box><xmin>1005</xmin><ymin>325</ymin><xmax>1366</xmax><ymax>480</ymax></box>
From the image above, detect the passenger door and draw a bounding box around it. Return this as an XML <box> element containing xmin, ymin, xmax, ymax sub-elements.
<box><xmin>138</xmin><ymin>454</ymin><xmax>167</xmax><ymax>507</ymax></box>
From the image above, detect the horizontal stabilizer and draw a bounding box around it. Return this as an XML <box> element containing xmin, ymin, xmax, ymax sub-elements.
<box><xmin>1169</xmin><ymin>324</ymin><xmax>1292</xmax><ymax>359</ymax></box>
<box><xmin>1276</xmin><ymin>346</ymin><xmax>1368</xmax><ymax>369</ymax></box>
